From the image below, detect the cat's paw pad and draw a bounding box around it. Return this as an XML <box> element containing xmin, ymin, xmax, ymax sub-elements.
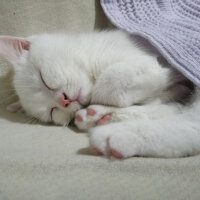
<box><xmin>92</xmin><ymin>146</ymin><xmax>104</xmax><ymax>155</ymax></box>
<box><xmin>92</xmin><ymin>145</ymin><xmax>124</xmax><ymax>158</ymax></box>
<box><xmin>91</xmin><ymin>131</ymin><xmax>126</xmax><ymax>159</ymax></box>
<box><xmin>86</xmin><ymin>108</ymin><xmax>112</xmax><ymax>125</ymax></box>
<box><xmin>96</xmin><ymin>114</ymin><xmax>112</xmax><ymax>126</ymax></box>
<box><xmin>87</xmin><ymin>108</ymin><xmax>97</xmax><ymax>116</ymax></box>
<box><xmin>75</xmin><ymin>105</ymin><xmax>112</xmax><ymax>131</ymax></box>
<box><xmin>110</xmin><ymin>149</ymin><xmax>123</xmax><ymax>159</ymax></box>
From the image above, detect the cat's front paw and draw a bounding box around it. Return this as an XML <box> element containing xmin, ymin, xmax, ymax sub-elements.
<box><xmin>74</xmin><ymin>105</ymin><xmax>113</xmax><ymax>131</ymax></box>
<box><xmin>90</xmin><ymin>123</ymin><xmax>142</xmax><ymax>159</ymax></box>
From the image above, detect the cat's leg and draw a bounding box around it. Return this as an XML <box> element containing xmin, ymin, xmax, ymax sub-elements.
<box><xmin>90</xmin><ymin>114</ymin><xmax>200</xmax><ymax>158</ymax></box>
<box><xmin>75</xmin><ymin>103</ymin><xmax>181</xmax><ymax>131</ymax></box>
<box><xmin>91</xmin><ymin>58</ymin><xmax>173</xmax><ymax>107</ymax></box>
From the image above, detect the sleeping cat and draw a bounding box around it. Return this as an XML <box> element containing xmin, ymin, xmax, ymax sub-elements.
<box><xmin>0</xmin><ymin>30</ymin><xmax>199</xmax><ymax>159</ymax></box>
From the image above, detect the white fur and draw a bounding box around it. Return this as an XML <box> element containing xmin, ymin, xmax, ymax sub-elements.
<box><xmin>0</xmin><ymin>30</ymin><xmax>199</xmax><ymax>158</ymax></box>
<box><xmin>89</xmin><ymin>92</ymin><xmax>200</xmax><ymax>158</ymax></box>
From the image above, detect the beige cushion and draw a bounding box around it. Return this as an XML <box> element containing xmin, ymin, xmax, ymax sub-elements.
<box><xmin>0</xmin><ymin>1</ymin><xmax>200</xmax><ymax>200</ymax></box>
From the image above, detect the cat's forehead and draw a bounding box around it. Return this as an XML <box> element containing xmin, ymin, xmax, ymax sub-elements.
<box><xmin>29</xmin><ymin>35</ymin><xmax>64</xmax><ymax>56</ymax></box>
<box><xmin>29</xmin><ymin>34</ymin><xmax>75</xmax><ymax>52</ymax></box>
<box><xmin>27</xmin><ymin>34</ymin><xmax>77</xmax><ymax>67</ymax></box>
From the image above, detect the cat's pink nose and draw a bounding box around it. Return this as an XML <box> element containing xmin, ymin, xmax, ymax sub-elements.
<box><xmin>58</xmin><ymin>93</ymin><xmax>72</xmax><ymax>107</ymax></box>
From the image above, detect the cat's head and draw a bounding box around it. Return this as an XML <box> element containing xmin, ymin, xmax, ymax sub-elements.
<box><xmin>0</xmin><ymin>34</ymin><xmax>93</xmax><ymax>125</ymax></box>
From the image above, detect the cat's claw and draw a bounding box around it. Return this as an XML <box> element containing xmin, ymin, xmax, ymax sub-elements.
<box><xmin>75</xmin><ymin>105</ymin><xmax>113</xmax><ymax>131</ymax></box>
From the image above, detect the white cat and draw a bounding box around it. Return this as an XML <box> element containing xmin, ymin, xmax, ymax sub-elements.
<box><xmin>0</xmin><ymin>30</ymin><xmax>199</xmax><ymax>159</ymax></box>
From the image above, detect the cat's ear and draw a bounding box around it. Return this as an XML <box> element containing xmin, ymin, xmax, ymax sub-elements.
<box><xmin>0</xmin><ymin>36</ymin><xmax>30</xmax><ymax>65</ymax></box>
<box><xmin>7</xmin><ymin>101</ymin><xmax>22</xmax><ymax>112</ymax></box>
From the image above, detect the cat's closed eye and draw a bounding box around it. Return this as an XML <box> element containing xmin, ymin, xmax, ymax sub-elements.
<box><xmin>50</xmin><ymin>107</ymin><xmax>57</xmax><ymax>121</ymax></box>
<box><xmin>40</xmin><ymin>72</ymin><xmax>56</xmax><ymax>91</ymax></box>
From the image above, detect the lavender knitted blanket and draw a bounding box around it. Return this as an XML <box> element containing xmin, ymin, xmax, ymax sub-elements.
<box><xmin>100</xmin><ymin>0</ymin><xmax>200</xmax><ymax>87</ymax></box>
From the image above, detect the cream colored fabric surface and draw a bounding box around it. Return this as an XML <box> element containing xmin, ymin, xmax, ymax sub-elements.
<box><xmin>0</xmin><ymin>1</ymin><xmax>200</xmax><ymax>200</ymax></box>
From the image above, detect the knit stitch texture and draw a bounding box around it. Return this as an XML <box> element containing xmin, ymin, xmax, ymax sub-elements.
<box><xmin>100</xmin><ymin>0</ymin><xmax>200</xmax><ymax>87</ymax></box>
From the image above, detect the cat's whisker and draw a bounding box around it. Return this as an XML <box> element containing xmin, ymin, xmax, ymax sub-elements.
<box><xmin>32</xmin><ymin>118</ymin><xmax>39</xmax><ymax>124</ymax></box>
<box><xmin>26</xmin><ymin>119</ymin><xmax>35</xmax><ymax>124</ymax></box>
<box><xmin>26</xmin><ymin>117</ymin><xmax>38</xmax><ymax>124</ymax></box>
<box><xmin>63</xmin><ymin>123</ymin><xmax>67</xmax><ymax>128</ymax></box>
<box><xmin>63</xmin><ymin>122</ymin><xmax>69</xmax><ymax>127</ymax></box>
